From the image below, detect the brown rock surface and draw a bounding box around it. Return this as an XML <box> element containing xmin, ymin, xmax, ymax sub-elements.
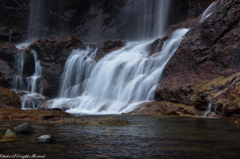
<box><xmin>160</xmin><ymin>0</ymin><xmax>240</xmax><ymax>88</ymax></box>
<box><xmin>0</xmin><ymin>87</ymin><xmax>21</xmax><ymax>108</ymax></box>
<box><xmin>140</xmin><ymin>101</ymin><xmax>204</xmax><ymax>116</ymax></box>
<box><xmin>0</xmin><ymin>108</ymin><xmax>71</xmax><ymax>121</ymax></box>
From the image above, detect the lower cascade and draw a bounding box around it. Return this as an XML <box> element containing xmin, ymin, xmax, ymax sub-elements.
<box><xmin>44</xmin><ymin>28</ymin><xmax>189</xmax><ymax>114</ymax></box>
<box><xmin>12</xmin><ymin>50</ymin><xmax>45</xmax><ymax>109</ymax></box>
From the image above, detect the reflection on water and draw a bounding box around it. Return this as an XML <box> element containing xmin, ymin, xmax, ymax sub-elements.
<box><xmin>0</xmin><ymin>115</ymin><xmax>240</xmax><ymax>159</ymax></box>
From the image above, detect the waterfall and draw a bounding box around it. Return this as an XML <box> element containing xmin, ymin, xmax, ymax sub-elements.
<box><xmin>125</xmin><ymin>0</ymin><xmax>171</xmax><ymax>40</ymax></box>
<box><xmin>26</xmin><ymin>50</ymin><xmax>43</xmax><ymax>94</ymax></box>
<box><xmin>59</xmin><ymin>47</ymin><xmax>97</xmax><ymax>98</ymax></box>
<box><xmin>46</xmin><ymin>28</ymin><xmax>189</xmax><ymax>114</ymax></box>
<box><xmin>28</xmin><ymin>0</ymin><xmax>45</xmax><ymax>39</ymax></box>
<box><xmin>12</xmin><ymin>51</ymin><xmax>26</xmax><ymax>91</ymax></box>
<box><xmin>12</xmin><ymin>50</ymin><xmax>44</xmax><ymax>109</ymax></box>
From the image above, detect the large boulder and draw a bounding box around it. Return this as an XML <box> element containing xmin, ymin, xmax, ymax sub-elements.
<box><xmin>160</xmin><ymin>0</ymin><xmax>240</xmax><ymax>88</ymax></box>
<box><xmin>0</xmin><ymin>87</ymin><xmax>21</xmax><ymax>108</ymax></box>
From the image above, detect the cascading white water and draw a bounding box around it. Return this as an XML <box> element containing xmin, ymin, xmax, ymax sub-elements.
<box><xmin>199</xmin><ymin>2</ymin><xmax>217</xmax><ymax>23</ymax></box>
<box><xmin>12</xmin><ymin>50</ymin><xmax>44</xmax><ymax>109</ymax></box>
<box><xmin>46</xmin><ymin>28</ymin><xmax>189</xmax><ymax>114</ymax></box>
<box><xmin>12</xmin><ymin>51</ymin><xmax>26</xmax><ymax>91</ymax></box>
<box><xmin>26</xmin><ymin>50</ymin><xmax>43</xmax><ymax>94</ymax></box>
<box><xmin>59</xmin><ymin>47</ymin><xmax>97</xmax><ymax>98</ymax></box>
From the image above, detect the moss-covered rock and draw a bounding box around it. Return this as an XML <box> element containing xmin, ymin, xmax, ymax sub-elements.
<box><xmin>154</xmin><ymin>72</ymin><xmax>240</xmax><ymax>118</ymax></box>
<box><xmin>140</xmin><ymin>101</ymin><xmax>204</xmax><ymax>116</ymax></box>
<box><xmin>3</xmin><ymin>129</ymin><xmax>17</xmax><ymax>139</ymax></box>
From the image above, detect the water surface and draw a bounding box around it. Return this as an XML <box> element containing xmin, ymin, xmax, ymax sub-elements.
<box><xmin>0</xmin><ymin>115</ymin><xmax>240</xmax><ymax>159</ymax></box>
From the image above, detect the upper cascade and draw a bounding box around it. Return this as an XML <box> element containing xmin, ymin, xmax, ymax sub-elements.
<box><xmin>124</xmin><ymin>0</ymin><xmax>171</xmax><ymax>40</ymax></box>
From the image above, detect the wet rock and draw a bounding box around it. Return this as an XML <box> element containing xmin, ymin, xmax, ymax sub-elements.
<box><xmin>160</xmin><ymin>0</ymin><xmax>240</xmax><ymax>88</ymax></box>
<box><xmin>95</xmin><ymin>40</ymin><xmax>126</xmax><ymax>62</ymax></box>
<box><xmin>0</xmin><ymin>87</ymin><xmax>21</xmax><ymax>109</ymax></box>
<box><xmin>0</xmin><ymin>43</ymin><xmax>19</xmax><ymax>87</ymax></box>
<box><xmin>3</xmin><ymin>129</ymin><xmax>17</xmax><ymax>139</ymax></box>
<box><xmin>96</xmin><ymin>117</ymin><xmax>130</xmax><ymax>125</ymax></box>
<box><xmin>22</xmin><ymin>49</ymin><xmax>35</xmax><ymax>76</ymax></box>
<box><xmin>38</xmin><ymin>135</ymin><xmax>55</xmax><ymax>143</ymax></box>
<box><xmin>148</xmin><ymin>36</ymin><xmax>169</xmax><ymax>56</ymax></box>
<box><xmin>15</xmin><ymin>123</ymin><xmax>34</xmax><ymax>134</ymax></box>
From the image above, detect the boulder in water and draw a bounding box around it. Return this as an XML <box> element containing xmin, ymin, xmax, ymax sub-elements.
<box><xmin>3</xmin><ymin>129</ymin><xmax>17</xmax><ymax>139</ymax></box>
<box><xmin>15</xmin><ymin>123</ymin><xmax>34</xmax><ymax>134</ymax></box>
<box><xmin>38</xmin><ymin>135</ymin><xmax>55</xmax><ymax>143</ymax></box>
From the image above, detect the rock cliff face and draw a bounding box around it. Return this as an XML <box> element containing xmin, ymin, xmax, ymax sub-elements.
<box><xmin>160</xmin><ymin>0</ymin><xmax>240</xmax><ymax>88</ymax></box>
<box><xmin>0</xmin><ymin>43</ymin><xmax>19</xmax><ymax>87</ymax></box>
<box><xmin>0</xmin><ymin>0</ymin><xmax>215</xmax><ymax>43</ymax></box>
